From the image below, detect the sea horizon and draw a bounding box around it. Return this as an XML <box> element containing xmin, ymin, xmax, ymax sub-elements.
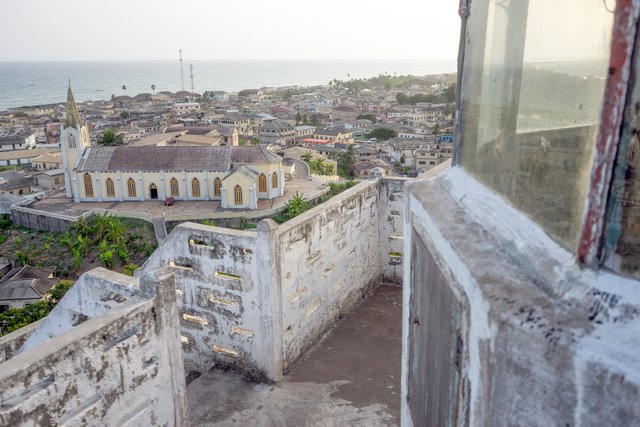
<box><xmin>0</xmin><ymin>59</ymin><xmax>456</xmax><ymax>111</ymax></box>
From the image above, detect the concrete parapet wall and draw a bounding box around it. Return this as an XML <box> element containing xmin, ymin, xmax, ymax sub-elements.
<box><xmin>138</xmin><ymin>222</ymin><xmax>280</xmax><ymax>381</ymax></box>
<box><xmin>402</xmin><ymin>167</ymin><xmax>640</xmax><ymax>426</ymax></box>
<box><xmin>138</xmin><ymin>177</ymin><xmax>407</xmax><ymax>380</ymax></box>
<box><xmin>0</xmin><ymin>269</ymin><xmax>188</xmax><ymax>426</ymax></box>
<box><xmin>378</xmin><ymin>177</ymin><xmax>408</xmax><ymax>283</ymax></box>
<box><xmin>277</xmin><ymin>179</ymin><xmax>384</xmax><ymax>370</ymax></box>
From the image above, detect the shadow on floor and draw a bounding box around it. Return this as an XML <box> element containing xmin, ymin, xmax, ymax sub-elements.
<box><xmin>187</xmin><ymin>284</ymin><xmax>403</xmax><ymax>426</ymax></box>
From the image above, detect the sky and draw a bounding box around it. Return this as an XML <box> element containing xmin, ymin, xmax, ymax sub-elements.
<box><xmin>0</xmin><ymin>0</ymin><xmax>461</xmax><ymax>61</ymax></box>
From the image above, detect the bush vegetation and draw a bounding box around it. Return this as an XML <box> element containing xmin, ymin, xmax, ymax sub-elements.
<box><xmin>0</xmin><ymin>280</ymin><xmax>74</xmax><ymax>336</ymax></box>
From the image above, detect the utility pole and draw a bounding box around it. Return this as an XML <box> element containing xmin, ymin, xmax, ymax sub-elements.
<box><xmin>179</xmin><ymin>49</ymin><xmax>185</xmax><ymax>91</ymax></box>
<box><xmin>190</xmin><ymin>63</ymin><xmax>194</xmax><ymax>93</ymax></box>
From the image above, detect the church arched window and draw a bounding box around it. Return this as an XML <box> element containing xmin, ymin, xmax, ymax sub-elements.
<box><xmin>192</xmin><ymin>178</ymin><xmax>201</xmax><ymax>198</ymax></box>
<box><xmin>68</xmin><ymin>133</ymin><xmax>76</xmax><ymax>149</ymax></box>
<box><xmin>170</xmin><ymin>178</ymin><xmax>179</xmax><ymax>197</ymax></box>
<box><xmin>272</xmin><ymin>172</ymin><xmax>278</xmax><ymax>189</ymax></box>
<box><xmin>83</xmin><ymin>173</ymin><xmax>93</xmax><ymax>197</ymax></box>
<box><xmin>127</xmin><ymin>178</ymin><xmax>136</xmax><ymax>197</ymax></box>
<box><xmin>259</xmin><ymin>174</ymin><xmax>267</xmax><ymax>192</ymax></box>
<box><xmin>234</xmin><ymin>185</ymin><xmax>243</xmax><ymax>205</ymax></box>
<box><xmin>214</xmin><ymin>178</ymin><xmax>222</xmax><ymax>197</ymax></box>
<box><xmin>106</xmin><ymin>178</ymin><xmax>115</xmax><ymax>197</ymax></box>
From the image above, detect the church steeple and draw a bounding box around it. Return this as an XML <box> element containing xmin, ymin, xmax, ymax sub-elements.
<box><xmin>65</xmin><ymin>81</ymin><xmax>82</xmax><ymax>128</ymax></box>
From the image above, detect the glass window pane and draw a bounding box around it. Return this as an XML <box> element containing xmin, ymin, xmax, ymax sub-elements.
<box><xmin>459</xmin><ymin>0</ymin><xmax>614</xmax><ymax>249</ymax></box>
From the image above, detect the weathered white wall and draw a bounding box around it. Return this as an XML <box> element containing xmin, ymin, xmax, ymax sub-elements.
<box><xmin>20</xmin><ymin>268</ymin><xmax>143</xmax><ymax>353</ymax></box>
<box><xmin>138</xmin><ymin>222</ymin><xmax>282</xmax><ymax>381</ymax></box>
<box><xmin>378</xmin><ymin>177</ymin><xmax>408</xmax><ymax>283</ymax></box>
<box><xmin>138</xmin><ymin>177</ymin><xmax>407</xmax><ymax>379</ymax></box>
<box><xmin>402</xmin><ymin>167</ymin><xmax>640</xmax><ymax>426</ymax></box>
<box><xmin>277</xmin><ymin>180</ymin><xmax>383</xmax><ymax>370</ymax></box>
<box><xmin>0</xmin><ymin>269</ymin><xmax>188</xmax><ymax>426</ymax></box>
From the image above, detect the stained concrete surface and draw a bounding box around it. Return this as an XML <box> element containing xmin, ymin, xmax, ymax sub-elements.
<box><xmin>188</xmin><ymin>284</ymin><xmax>402</xmax><ymax>426</ymax></box>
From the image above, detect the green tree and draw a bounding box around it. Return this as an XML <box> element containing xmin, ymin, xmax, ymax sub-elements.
<box><xmin>122</xmin><ymin>84</ymin><xmax>127</xmax><ymax>95</ymax></box>
<box><xmin>368</xmin><ymin>127</ymin><xmax>397</xmax><ymax>141</ymax></box>
<box><xmin>295</xmin><ymin>113</ymin><xmax>302</xmax><ymax>125</ymax></box>
<box><xmin>356</xmin><ymin>114</ymin><xmax>377</xmax><ymax>123</ymax></box>
<box><xmin>120</xmin><ymin>111</ymin><xmax>130</xmax><ymax>120</ymax></box>
<box><xmin>98</xmin><ymin>241</ymin><xmax>114</xmax><ymax>268</ymax></box>
<box><xmin>301</xmin><ymin>152</ymin><xmax>313</xmax><ymax>163</ymax></box>
<box><xmin>443</xmin><ymin>83</ymin><xmax>456</xmax><ymax>103</ymax></box>
<box><xmin>339</xmin><ymin>145</ymin><xmax>357</xmax><ymax>176</ymax></box>
<box><xmin>432</xmin><ymin>123</ymin><xmax>442</xmax><ymax>136</ymax></box>
<box><xmin>97</xmin><ymin>128</ymin><xmax>125</xmax><ymax>146</ymax></box>
<box><xmin>151</xmin><ymin>84</ymin><xmax>156</xmax><ymax>95</ymax></box>
<box><xmin>285</xmin><ymin>192</ymin><xmax>309</xmax><ymax>218</ymax></box>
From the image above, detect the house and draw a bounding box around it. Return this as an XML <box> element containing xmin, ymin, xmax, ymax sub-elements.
<box><xmin>313</xmin><ymin>127</ymin><xmax>353</xmax><ymax>144</ymax></box>
<box><xmin>36</xmin><ymin>168</ymin><xmax>65</xmax><ymax>190</ymax></box>
<box><xmin>172</xmin><ymin>102</ymin><xmax>201</xmax><ymax>116</ymax></box>
<box><xmin>217</xmin><ymin>114</ymin><xmax>252</xmax><ymax>133</ymax></box>
<box><xmin>0</xmin><ymin>171</ymin><xmax>33</xmax><ymax>196</ymax></box>
<box><xmin>258</xmin><ymin>120</ymin><xmax>295</xmax><ymax>146</ymax></box>
<box><xmin>331</xmin><ymin>106</ymin><xmax>358</xmax><ymax>123</ymax></box>
<box><xmin>351</xmin><ymin>160</ymin><xmax>391</xmax><ymax>178</ymax></box>
<box><xmin>294</xmin><ymin>125</ymin><xmax>316</xmax><ymax>139</ymax></box>
<box><xmin>0</xmin><ymin>129</ymin><xmax>36</xmax><ymax>151</ymax></box>
<box><xmin>32</xmin><ymin>152</ymin><xmax>63</xmax><ymax>170</ymax></box>
<box><xmin>0</xmin><ymin>265</ymin><xmax>58</xmax><ymax>311</ymax></box>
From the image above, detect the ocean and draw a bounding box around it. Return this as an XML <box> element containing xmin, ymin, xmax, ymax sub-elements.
<box><xmin>0</xmin><ymin>59</ymin><xmax>456</xmax><ymax>111</ymax></box>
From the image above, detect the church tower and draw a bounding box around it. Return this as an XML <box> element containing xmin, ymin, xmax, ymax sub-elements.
<box><xmin>60</xmin><ymin>83</ymin><xmax>90</xmax><ymax>200</ymax></box>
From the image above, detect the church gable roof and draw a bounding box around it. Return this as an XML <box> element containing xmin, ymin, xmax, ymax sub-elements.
<box><xmin>78</xmin><ymin>145</ymin><xmax>281</xmax><ymax>173</ymax></box>
<box><xmin>231</xmin><ymin>146</ymin><xmax>281</xmax><ymax>164</ymax></box>
<box><xmin>78</xmin><ymin>146</ymin><xmax>232</xmax><ymax>172</ymax></box>
<box><xmin>223</xmin><ymin>165</ymin><xmax>258</xmax><ymax>182</ymax></box>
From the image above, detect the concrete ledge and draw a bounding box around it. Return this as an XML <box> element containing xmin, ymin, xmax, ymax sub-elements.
<box><xmin>403</xmin><ymin>166</ymin><xmax>640</xmax><ymax>426</ymax></box>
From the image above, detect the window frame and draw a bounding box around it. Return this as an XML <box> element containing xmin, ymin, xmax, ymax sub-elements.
<box><xmin>106</xmin><ymin>177</ymin><xmax>115</xmax><ymax>197</ymax></box>
<box><xmin>454</xmin><ymin>0</ymin><xmax>639</xmax><ymax>267</ymax></box>
<box><xmin>192</xmin><ymin>177</ymin><xmax>201</xmax><ymax>198</ymax></box>
<box><xmin>234</xmin><ymin>185</ymin><xmax>243</xmax><ymax>205</ymax></box>
<box><xmin>214</xmin><ymin>178</ymin><xmax>222</xmax><ymax>197</ymax></box>
<box><xmin>83</xmin><ymin>173</ymin><xmax>93</xmax><ymax>198</ymax></box>
<box><xmin>170</xmin><ymin>177</ymin><xmax>179</xmax><ymax>197</ymax></box>
<box><xmin>127</xmin><ymin>177</ymin><xmax>137</xmax><ymax>198</ymax></box>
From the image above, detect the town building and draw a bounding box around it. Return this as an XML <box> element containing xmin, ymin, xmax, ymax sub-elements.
<box><xmin>0</xmin><ymin>171</ymin><xmax>33</xmax><ymax>196</ymax></box>
<box><xmin>258</xmin><ymin>120</ymin><xmax>295</xmax><ymax>146</ymax></box>
<box><xmin>172</xmin><ymin>102</ymin><xmax>201</xmax><ymax>116</ymax></box>
<box><xmin>0</xmin><ymin>265</ymin><xmax>58</xmax><ymax>311</ymax></box>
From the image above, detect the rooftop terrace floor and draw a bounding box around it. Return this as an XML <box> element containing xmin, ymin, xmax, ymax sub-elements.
<box><xmin>27</xmin><ymin>177</ymin><xmax>331</xmax><ymax>219</ymax></box>
<box><xmin>187</xmin><ymin>284</ymin><xmax>402</xmax><ymax>426</ymax></box>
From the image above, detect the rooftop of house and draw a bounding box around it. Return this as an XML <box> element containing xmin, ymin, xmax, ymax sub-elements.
<box><xmin>0</xmin><ymin>265</ymin><xmax>57</xmax><ymax>301</ymax></box>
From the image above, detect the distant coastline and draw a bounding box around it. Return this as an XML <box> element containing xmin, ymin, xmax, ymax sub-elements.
<box><xmin>0</xmin><ymin>59</ymin><xmax>456</xmax><ymax>110</ymax></box>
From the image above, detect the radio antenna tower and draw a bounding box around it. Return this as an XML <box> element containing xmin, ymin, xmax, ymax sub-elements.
<box><xmin>190</xmin><ymin>63</ymin><xmax>194</xmax><ymax>93</ymax></box>
<box><xmin>179</xmin><ymin>49</ymin><xmax>185</xmax><ymax>91</ymax></box>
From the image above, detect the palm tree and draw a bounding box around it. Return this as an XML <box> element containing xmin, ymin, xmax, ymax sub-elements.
<box><xmin>301</xmin><ymin>152</ymin><xmax>313</xmax><ymax>163</ymax></box>
<box><xmin>285</xmin><ymin>192</ymin><xmax>308</xmax><ymax>218</ymax></box>
<box><xmin>97</xmin><ymin>128</ymin><xmax>125</xmax><ymax>146</ymax></box>
<box><xmin>340</xmin><ymin>145</ymin><xmax>357</xmax><ymax>176</ymax></box>
<box><xmin>122</xmin><ymin>85</ymin><xmax>127</xmax><ymax>95</ymax></box>
<box><xmin>151</xmin><ymin>84</ymin><xmax>156</xmax><ymax>95</ymax></box>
